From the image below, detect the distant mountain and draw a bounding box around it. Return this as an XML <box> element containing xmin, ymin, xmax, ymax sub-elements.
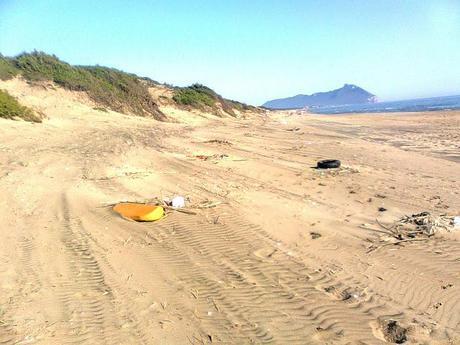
<box><xmin>263</xmin><ymin>84</ymin><xmax>378</xmax><ymax>109</ymax></box>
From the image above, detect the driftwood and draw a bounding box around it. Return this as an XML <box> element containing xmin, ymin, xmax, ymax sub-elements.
<box><xmin>203</xmin><ymin>139</ymin><xmax>233</xmax><ymax>146</ymax></box>
<box><xmin>366</xmin><ymin>238</ymin><xmax>429</xmax><ymax>253</ymax></box>
<box><xmin>367</xmin><ymin>212</ymin><xmax>455</xmax><ymax>254</ymax></box>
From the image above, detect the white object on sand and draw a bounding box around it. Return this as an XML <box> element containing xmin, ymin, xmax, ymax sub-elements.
<box><xmin>172</xmin><ymin>196</ymin><xmax>185</xmax><ymax>208</ymax></box>
<box><xmin>454</xmin><ymin>216</ymin><xmax>460</xmax><ymax>229</ymax></box>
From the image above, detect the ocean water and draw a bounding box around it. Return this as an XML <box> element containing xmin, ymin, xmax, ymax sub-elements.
<box><xmin>310</xmin><ymin>95</ymin><xmax>460</xmax><ymax>114</ymax></box>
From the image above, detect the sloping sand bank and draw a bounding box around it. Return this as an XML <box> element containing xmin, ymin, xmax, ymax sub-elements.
<box><xmin>0</xmin><ymin>83</ymin><xmax>459</xmax><ymax>344</ymax></box>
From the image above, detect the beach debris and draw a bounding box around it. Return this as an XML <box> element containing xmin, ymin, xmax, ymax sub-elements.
<box><xmin>378</xmin><ymin>207</ymin><xmax>387</xmax><ymax>212</ymax></box>
<box><xmin>367</xmin><ymin>212</ymin><xmax>456</xmax><ymax>253</ymax></box>
<box><xmin>109</xmin><ymin>197</ymin><xmax>192</xmax><ymax>215</ymax></box>
<box><xmin>316</xmin><ymin>159</ymin><xmax>341</xmax><ymax>169</ymax></box>
<box><xmin>398</xmin><ymin>212</ymin><xmax>455</xmax><ymax>236</ymax></box>
<box><xmin>323</xmin><ymin>286</ymin><xmax>362</xmax><ymax>302</ymax></box>
<box><xmin>171</xmin><ymin>196</ymin><xmax>185</xmax><ymax>208</ymax></box>
<box><xmin>433</xmin><ymin>302</ymin><xmax>443</xmax><ymax>309</ymax></box>
<box><xmin>286</xmin><ymin>127</ymin><xmax>300</xmax><ymax>132</ymax></box>
<box><xmin>313</xmin><ymin>166</ymin><xmax>359</xmax><ymax>180</ymax></box>
<box><xmin>441</xmin><ymin>283</ymin><xmax>453</xmax><ymax>290</ymax></box>
<box><xmin>113</xmin><ymin>203</ymin><xmax>165</xmax><ymax>222</ymax></box>
<box><xmin>310</xmin><ymin>232</ymin><xmax>322</xmax><ymax>239</ymax></box>
<box><xmin>379</xmin><ymin>212</ymin><xmax>456</xmax><ymax>237</ymax></box>
<box><xmin>192</xmin><ymin>200</ymin><xmax>223</xmax><ymax>209</ymax></box>
<box><xmin>204</xmin><ymin>139</ymin><xmax>233</xmax><ymax>146</ymax></box>
<box><xmin>107</xmin><ymin>196</ymin><xmax>225</xmax><ymax>220</ymax></box>
<box><xmin>454</xmin><ymin>216</ymin><xmax>460</xmax><ymax>229</ymax></box>
<box><xmin>193</xmin><ymin>154</ymin><xmax>229</xmax><ymax>161</ymax></box>
<box><xmin>341</xmin><ymin>289</ymin><xmax>362</xmax><ymax>302</ymax></box>
<box><xmin>380</xmin><ymin>320</ymin><xmax>407</xmax><ymax>344</ymax></box>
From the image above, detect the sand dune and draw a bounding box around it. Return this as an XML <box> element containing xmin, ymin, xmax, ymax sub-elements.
<box><xmin>0</xmin><ymin>80</ymin><xmax>459</xmax><ymax>344</ymax></box>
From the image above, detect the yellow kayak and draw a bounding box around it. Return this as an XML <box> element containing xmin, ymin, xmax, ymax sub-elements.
<box><xmin>113</xmin><ymin>203</ymin><xmax>165</xmax><ymax>222</ymax></box>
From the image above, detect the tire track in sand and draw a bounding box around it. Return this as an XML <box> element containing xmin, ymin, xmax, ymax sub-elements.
<box><xmin>52</xmin><ymin>193</ymin><xmax>127</xmax><ymax>345</ymax></box>
<box><xmin>99</xmin><ymin>205</ymin><xmax>402</xmax><ymax>344</ymax></box>
<box><xmin>366</xmin><ymin>241</ymin><xmax>460</xmax><ymax>337</ymax></box>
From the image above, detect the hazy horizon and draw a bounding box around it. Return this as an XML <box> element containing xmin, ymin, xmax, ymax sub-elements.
<box><xmin>1</xmin><ymin>0</ymin><xmax>459</xmax><ymax>105</ymax></box>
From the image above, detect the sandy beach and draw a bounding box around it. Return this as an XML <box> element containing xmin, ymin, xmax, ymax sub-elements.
<box><xmin>0</xmin><ymin>80</ymin><xmax>459</xmax><ymax>344</ymax></box>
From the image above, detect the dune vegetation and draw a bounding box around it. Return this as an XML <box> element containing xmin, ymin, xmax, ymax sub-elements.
<box><xmin>173</xmin><ymin>83</ymin><xmax>260</xmax><ymax>116</ymax></box>
<box><xmin>173</xmin><ymin>84</ymin><xmax>235</xmax><ymax>115</ymax></box>
<box><xmin>0</xmin><ymin>51</ymin><xmax>259</xmax><ymax>121</ymax></box>
<box><xmin>0</xmin><ymin>56</ymin><xmax>19</xmax><ymax>80</ymax></box>
<box><xmin>0</xmin><ymin>52</ymin><xmax>166</xmax><ymax>120</ymax></box>
<box><xmin>0</xmin><ymin>89</ymin><xmax>41</xmax><ymax>122</ymax></box>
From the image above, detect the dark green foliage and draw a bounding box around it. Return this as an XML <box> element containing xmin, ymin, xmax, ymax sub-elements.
<box><xmin>0</xmin><ymin>51</ymin><xmax>165</xmax><ymax>120</ymax></box>
<box><xmin>173</xmin><ymin>84</ymin><xmax>216</xmax><ymax>107</ymax></box>
<box><xmin>0</xmin><ymin>55</ymin><xmax>19</xmax><ymax>80</ymax></box>
<box><xmin>173</xmin><ymin>83</ymin><xmax>260</xmax><ymax>117</ymax></box>
<box><xmin>228</xmin><ymin>99</ymin><xmax>259</xmax><ymax>112</ymax></box>
<box><xmin>173</xmin><ymin>83</ymin><xmax>237</xmax><ymax>116</ymax></box>
<box><xmin>0</xmin><ymin>89</ymin><xmax>41</xmax><ymax>122</ymax></box>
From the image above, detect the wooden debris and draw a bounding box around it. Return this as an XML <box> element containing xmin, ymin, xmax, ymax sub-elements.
<box><xmin>192</xmin><ymin>200</ymin><xmax>223</xmax><ymax>209</ymax></box>
<box><xmin>399</xmin><ymin>212</ymin><xmax>454</xmax><ymax>236</ymax></box>
<box><xmin>204</xmin><ymin>139</ymin><xmax>233</xmax><ymax>146</ymax></box>
<box><xmin>367</xmin><ymin>212</ymin><xmax>456</xmax><ymax>253</ymax></box>
<box><xmin>193</xmin><ymin>154</ymin><xmax>229</xmax><ymax>161</ymax></box>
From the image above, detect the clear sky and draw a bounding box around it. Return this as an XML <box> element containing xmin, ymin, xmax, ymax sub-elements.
<box><xmin>1</xmin><ymin>0</ymin><xmax>459</xmax><ymax>105</ymax></box>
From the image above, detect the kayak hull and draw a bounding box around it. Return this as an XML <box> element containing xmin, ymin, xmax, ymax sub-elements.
<box><xmin>113</xmin><ymin>203</ymin><xmax>165</xmax><ymax>222</ymax></box>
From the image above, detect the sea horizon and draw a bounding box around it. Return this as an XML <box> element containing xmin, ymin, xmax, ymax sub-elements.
<box><xmin>310</xmin><ymin>94</ymin><xmax>460</xmax><ymax>114</ymax></box>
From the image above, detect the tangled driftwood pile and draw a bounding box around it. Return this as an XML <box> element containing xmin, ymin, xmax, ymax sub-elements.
<box><xmin>398</xmin><ymin>212</ymin><xmax>455</xmax><ymax>236</ymax></box>
<box><xmin>367</xmin><ymin>212</ymin><xmax>456</xmax><ymax>253</ymax></box>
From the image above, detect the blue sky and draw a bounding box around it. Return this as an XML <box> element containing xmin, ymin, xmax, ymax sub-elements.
<box><xmin>1</xmin><ymin>0</ymin><xmax>459</xmax><ymax>105</ymax></box>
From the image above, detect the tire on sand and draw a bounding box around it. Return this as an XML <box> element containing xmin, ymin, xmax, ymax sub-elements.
<box><xmin>317</xmin><ymin>159</ymin><xmax>341</xmax><ymax>169</ymax></box>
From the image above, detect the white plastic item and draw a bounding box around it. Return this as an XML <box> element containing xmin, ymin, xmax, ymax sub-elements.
<box><xmin>171</xmin><ymin>196</ymin><xmax>185</xmax><ymax>208</ymax></box>
<box><xmin>454</xmin><ymin>216</ymin><xmax>460</xmax><ymax>229</ymax></box>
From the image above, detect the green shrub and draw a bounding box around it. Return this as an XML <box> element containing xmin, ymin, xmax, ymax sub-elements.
<box><xmin>0</xmin><ymin>55</ymin><xmax>19</xmax><ymax>80</ymax></box>
<box><xmin>229</xmin><ymin>99</ymin><xmax>263</xmax><ymax>114</ymax></box>
<box><xmin>0</xmin><ymin>89</ymin><xmax>41</xmax><ymax>122</ymax></box>
<box><xmin>173</xmin><ymin>86</ymin><xmax>215</xmax><ymax>107</ymax></box>
<box><xmin>173</xmin><ymin>83</ymin><xmax>238</xmax><ymax>116</ymax></box>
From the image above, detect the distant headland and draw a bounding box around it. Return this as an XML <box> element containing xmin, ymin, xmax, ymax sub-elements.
<box><xmin>263</xmin><ymin>84</ymin><xmax>378</xmax><ymax>109</ymax></box>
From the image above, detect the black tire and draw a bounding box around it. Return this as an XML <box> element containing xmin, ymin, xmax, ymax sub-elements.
<box><xmin>317</xmin><ymin>159</ymin><xmax>341</xmax><ymax>169</ymax></box>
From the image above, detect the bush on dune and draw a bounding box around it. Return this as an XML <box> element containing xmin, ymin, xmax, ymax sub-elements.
<box><xmin>0</xmin><ymin>55</ymin><xmax>19</xmax><ymax>80</ymax></box>
<box><xmin>173</xmin><ymin>83</ymin><xmax>237</xmax><ymax>116</ymax></box>
<box><xmin>0</xmin><ymin>89</ymin><xmax>41</xmax><ymax>122</ymax></box>
<box><xmin>173</xmin><ymin>83</ymin><xmax>261</xmax><ymax>117</ymax></box>
<box><xmin>173</xmin><ymin>84</ymin><xmax>216</xmax><ymax>107</ymax></box>
<box><xmin>227</xmin><ymin>99</ymin><xmax>259</xmax><ymax>112</ymax></box>
<box><xmin>0</xmin><ymin>51</ymin><xmax>258</xmax><ymax>120</ymax></box>
<box><xmin>0</xmin><ymin>51</ymin><xmax>166</xmax><ymax>120</ymax></box>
